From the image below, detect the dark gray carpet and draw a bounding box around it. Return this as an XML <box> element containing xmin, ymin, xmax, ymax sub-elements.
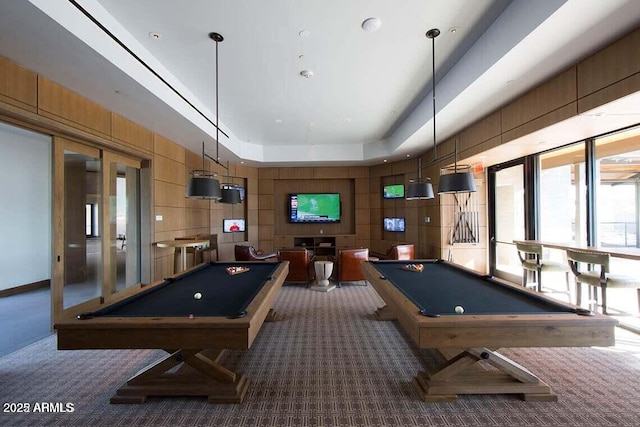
<box><xmin>1</xmin><ymin>285</ymin><xmax>640</xmax><ymax>426</ymax></box>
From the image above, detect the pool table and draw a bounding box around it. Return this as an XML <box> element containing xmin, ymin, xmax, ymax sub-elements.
<box><xmin>55</xmin><ymin>261</ymin><xmax>289</xmax><ymax>404</ymax></box>
<box><xmin>361</xmin><ymin>259</ymin><xmax>618</xmax><ymax>402</ymax></box>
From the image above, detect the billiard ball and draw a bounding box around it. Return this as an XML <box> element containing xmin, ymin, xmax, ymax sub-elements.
<box><xmin>454</xmin><ymin>305</ymin><xmax>464</xmax><ymax>314</ymax></box>
<box><xmin>188</xmin><ymin>314</ymin><xmax>195</xmax><ymax>319</ymax></box>
<box><xmin>194</xmin><ymin>292</ymin><xmax>202</xmax><ymax>300</ymax></box>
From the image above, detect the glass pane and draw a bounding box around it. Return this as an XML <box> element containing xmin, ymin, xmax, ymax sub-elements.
<box><xmin>63</xmin><ymin>150</ymin><xmax>101</xmax><ymax>308</ymax></box>
<box><xmin>595</xmin><ymin>127</ymin><xmax>640</xmax><ymax>251</ymax></box>
<box><xmin>495</xmin><ymin>165</ymin><xmax>524</xmax><ymax>243</ymax></box>
<box><xmin>494</xmin><ymin>164</ymin><xmax>524</xmax><ymax>278</ymax></box>
<box><xmin>110</xmin><ymin>162</ymin><xmax>141</xmax><ymax>292</ymax></box>
<box><xmin>495</xmin><ymin>241</ymin><xmax>522</xmax><ymax>277</ymax></box>
<box><xmin>595</xmin><ymin>127</ymin><xmax>640</xmax><ymax>316</ymax></box>
<box><xmin>539</xmin><ymin>143</ymin><xmax>587</xmax><ymax>259</ymax></box>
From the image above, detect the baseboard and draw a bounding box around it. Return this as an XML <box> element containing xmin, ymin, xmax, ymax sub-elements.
<box><xmin>0</xmin><ymin>279</ymin><xmax>50</xmax><ymax>297</ymax></box>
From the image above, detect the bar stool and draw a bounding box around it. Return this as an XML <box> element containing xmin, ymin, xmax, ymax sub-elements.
<box><xmin>515</xmin><ymin>242</ymin><xmax>570</xmax><ymax>295</ymax></box>
<box><xmin>566</xmin><ymin>249</ymin><xmax>640</xmax><ymax>314</ymax></box>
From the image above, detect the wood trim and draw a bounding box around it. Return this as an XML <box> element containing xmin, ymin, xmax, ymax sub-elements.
<box><xmin>51</xmin><ymin>137</ymin><xmax>65</xmax><ymax>324</ymax></box>
<box><xmin>0</xmin><ymin>55</ymin><xmax>37</xmax><ymax>111</ymax></box>
<box><xmin>577</xmin><ymin>72</ymin><xmax>640</xmax><ymax>114</ymax></box>
<box><xmin>577</xmin><ymin>27</ymin><xmax>640</xmax><ymax>98</ymax></box>
<box><xmin>38</xmin><ymin>76</ymin><xmax>111</xmax><ymax>138</ymax></box>
<box><xmin>0</xmin><ymin>280</ymin><xmax>50</xmax><ymax>298</ymax></box>
<box><xmin>501</xmin><ymin>68</ymin><xmax>577</xmax><ymax>133</ymax></box>
<box><xmin>111</xmin><ymin>113</ymin><xmax>153</xmax><ymax>153</ymax></box>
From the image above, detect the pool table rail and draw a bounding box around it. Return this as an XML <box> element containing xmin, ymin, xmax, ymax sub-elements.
<box><xmin>362</xmin><ymin>260</ymin><xmax>617</xmax><ymax>349</ymax></box>
<box><xmin>55</xmin><ymin>261</ymin><xmax>289</xmax><ymax>351</ymax></box>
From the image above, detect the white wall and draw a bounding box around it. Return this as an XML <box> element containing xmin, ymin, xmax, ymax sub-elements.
<box><xmin>0</xmin><ymin>122</ymin><xmax>51</xmax><ymax>290</ymax></box>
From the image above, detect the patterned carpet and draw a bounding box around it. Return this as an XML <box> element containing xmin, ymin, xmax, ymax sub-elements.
<box><xmin>1</xmin><ymin>284</ymin><xmax>640</xmax><ymax>426</ymax></box>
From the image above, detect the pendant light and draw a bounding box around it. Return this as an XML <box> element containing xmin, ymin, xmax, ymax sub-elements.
<box><xmin>406</xmin><ymin>28</ymin><xmax>476</xmax><ymax>198</ymax></box>
<box><xmin>187</xmin><ymin>31</ymin><xmax>240</xmax><ymax>200</ymax></box>
<box><xmin>220</xmin><ymin>161</ymin><xmax>242</xmax><ymax>204</ymax></box>
<box><xmin>427</xmin><ymin>28</ymin><xmax>475</xmax><ymax>193</ymax></box>
<box><xmin>406</xmin><ymin>28</ymin><xmax>440</xmax><ymax>201</ymax></box>
<box><xmin>406</xmin><ymin>158</ymin><xmax>434</xmax><ymax>199</ymax></box>
<box><xmin>186</xmin><ymin>141</ymin><xmax>222</xmax><ymax>199</ymax></box>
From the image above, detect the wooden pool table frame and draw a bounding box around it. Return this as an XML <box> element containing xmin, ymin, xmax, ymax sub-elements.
<box><xmin>55</xmin><ymin>261</ymin><xmax>289</xmax><ymax>404</ymax></box>
<box><xmin>362</xmin><ymin>260</ymin><xmax>618</xmax><ymax>402</ymax></box>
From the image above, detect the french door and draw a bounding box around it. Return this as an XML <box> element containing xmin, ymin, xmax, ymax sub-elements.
<box><xmin>52</xmin><ymin>137</ymin><xmax>144</xmax><ymax>321</ymax></box>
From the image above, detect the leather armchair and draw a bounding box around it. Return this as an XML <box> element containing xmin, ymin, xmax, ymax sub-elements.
<box><xmin>371</xmin><ymin>244</ymin><xmax>414</xmax><ymax>260</ymax></box>
<box><xmin>277</xmin><ymin>248</ymin><xmax>315</xmax><ymax>285</ymax></box>
<box><xmin>335</xmin><ymin>248</ymin><xmax>369</xmax><ymax>287</ymax></box>
<box><xmin>234</xmin><ymin>245</ymin><xmax>277</xmax><ymax>261</ymax></box>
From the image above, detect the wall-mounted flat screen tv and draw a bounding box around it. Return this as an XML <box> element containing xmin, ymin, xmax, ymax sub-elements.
<box><xmin>288</xmin><ymin>193</ymin><xmax>341</xmax><ymax>223</ymax></box>
<box><xmin>383</xmin><ymin>184</ymin><xmax>405</xmax><ymax>199</ymax></box>
<box><xmin>384</xmin><ymin>217</ymin><xmax>405</xmax><ymax>232</ymax></box>
<box><xmin>223</xmin><ymin>219</ymin><xmax>246</xmax><ymax>233</ymax></box>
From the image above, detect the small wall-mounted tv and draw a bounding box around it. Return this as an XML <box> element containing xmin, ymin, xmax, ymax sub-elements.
<box><xmin>223</xmin><ymin>219</ymin><xmax>246</xmax><ymax>233</ymax></box>
<box><xmin>288</xmin><ymin>193</ymin><xmax>341</xmax><ymax>223</ymax></box>
<box><xmin>383</xmin><ymin>184</ymin><xmax>405</xmax><ymax>199</ymax></box>
<box><xmin>384</xmin><ymin>217</ymin><xmax>405</xmax><ymax>232</ymax></box>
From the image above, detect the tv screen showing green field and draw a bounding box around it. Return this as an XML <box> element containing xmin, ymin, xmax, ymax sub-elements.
<box><xmin>289</xmin><ymin>193</ymin><xmax>340</xmax><ymax>223</ymax></box>
<box><xmin>383</xmin><ymin>184</ymin><xmax>404</xmax><ymax>198</ymax></box>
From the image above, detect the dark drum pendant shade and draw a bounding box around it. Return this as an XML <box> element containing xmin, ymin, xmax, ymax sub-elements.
<box><xmin>437</xmin><ymin>167</ymin><xmax>477</xmax><ymax>194</ymax></box>
<box><xmin>406</xmin><ymin>180</ymin><xmax>434</xmax><ymax>200</ymax></box>
<box><xmin>220</xmin><ymin>187</ymin><xmax>241</xmax><ymax>204</ymax></box>
<box><xmin>186</xmin><ymin>171</ymin><xmax>222</xmax><ymax>200</ymax></box>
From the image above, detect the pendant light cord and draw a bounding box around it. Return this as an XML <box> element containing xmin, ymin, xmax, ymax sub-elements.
<box><xmin>431</xmin><ymin>31</ymin><xmax>437</xmax><ymax>162</ymax></box>
<box><xmin>215</xmin><ymin>35</ymin><xmax>220</xmax><ymax>163</ymax></box>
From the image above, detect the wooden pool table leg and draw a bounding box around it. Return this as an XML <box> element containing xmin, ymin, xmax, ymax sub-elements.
<box><xmin>110</xmin><ymin>349</ymin><xmax>249</xmax><ymax>404</ymax></box>
<box><xmin>265</xmin><ymin>308</ymin><xmax>279</xmax><ymax>322</ymax></box>
<box><xmin>413</xmin><ymin>348</ymin><xmax>557</xmax><ymax>402</ymax></box>
<box><xmin>373</xmin><ymin>304</ymin><xmax>397</xmax><ymax>320</ymax></box>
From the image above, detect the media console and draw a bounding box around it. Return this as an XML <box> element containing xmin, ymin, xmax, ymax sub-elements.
<box><xmin>274</xmin><ymin>235</ymin><xmax>357</xmax><ymax>258</ymax></box>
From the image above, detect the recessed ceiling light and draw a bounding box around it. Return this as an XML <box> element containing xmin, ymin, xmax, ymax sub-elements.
<box><xmin>274</xmin><ymin>118</ymin><xmax>283</xmax><ymax>124</ymax></box>
<box><xmin>300</xmin><ymin>70</ymin><xmax>314</xmax><ymax>78</ymax></box>
<box><xmin>449</xmin><ymin>27</ymin><xmax>458</xmax><ymax>34</ymax></box>
<box><xmin>383</xmin><ymin>159</ymin><xmax>388</xmax><ymax>163</ymax></box>
<box><xmin>148</xmin><ymin>32</ymin><xmax>161</xmax><ymax>40</ymax></box>
<box><xmin>406</xmin><ymin>154</ymin><xmax>411</xmax><ymax>158</ymax></box>
<box><xmin>298</xmin><ymin>29</ymin><xmax>310</xmax><ymax>38</ymax></box>
<box><xmin>506</xmin><ymin>79</ymin><xmax>516</xmax><ymax>85</ymax></box>
<box><xmin>362</xmin><ymin>17</ymin><xmax>382</xmax><ymax>32</ymax></box>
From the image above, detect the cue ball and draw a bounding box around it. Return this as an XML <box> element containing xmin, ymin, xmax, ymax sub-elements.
<box><xmin>194</xmin><ymin>292</ymin><xmax>202</xmax><ymax>300</ymax></box>
<box><xmin>454</xmin><ymin>305</ymin><xmax>464</xmax><ymax>314</ymax></box>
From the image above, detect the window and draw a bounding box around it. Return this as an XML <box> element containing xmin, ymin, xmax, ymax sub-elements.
<box><xmin>539</xmin><ymin>143</ymin><xmax>587</xmax><ymax>248</ymax></box>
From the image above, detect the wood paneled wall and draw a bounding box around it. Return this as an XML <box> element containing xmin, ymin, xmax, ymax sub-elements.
<box><xmin>0</xmin><ymin>55</ymin><xmax>258</xmax><ymax>282</ymax></box>
<box><xmin>380</xmin><ymin>29</ymin><xmax>640</xmax><ymax>272</ymax></box>
<box><xmin>257</xmin><ymin>167</ymin><xmax>369</xmax><ymax>252</ymax></box>
<box><xmin>0</xmin><ymin>25</ymin><xmax>637</xmax><ymax>282</ymax></box>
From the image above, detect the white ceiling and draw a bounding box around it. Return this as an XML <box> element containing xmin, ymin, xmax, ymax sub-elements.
<box><xmin>0</xmin><ymin>0</ymin><xmax>639</xmax><ymax>166</ymax></box>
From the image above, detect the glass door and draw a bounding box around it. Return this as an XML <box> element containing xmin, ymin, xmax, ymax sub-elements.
<box><xmin>489</xmin><ymin>161</ymin><xmax>525</xmax><ymax>283</ymax></box>
<box><xmin>52</xmin><ymin>138</ymin><xmax>103</xmax><ymax>317</ymax></box>
<box><xmin>53</xmin><ymin>138</ymin><xmax>145</xmax><ymax>321</ymax></box>
<box><xmin>103</xmin><ymin>152</ymin><xmax>142</xmax><ymax>297</ymax></box>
